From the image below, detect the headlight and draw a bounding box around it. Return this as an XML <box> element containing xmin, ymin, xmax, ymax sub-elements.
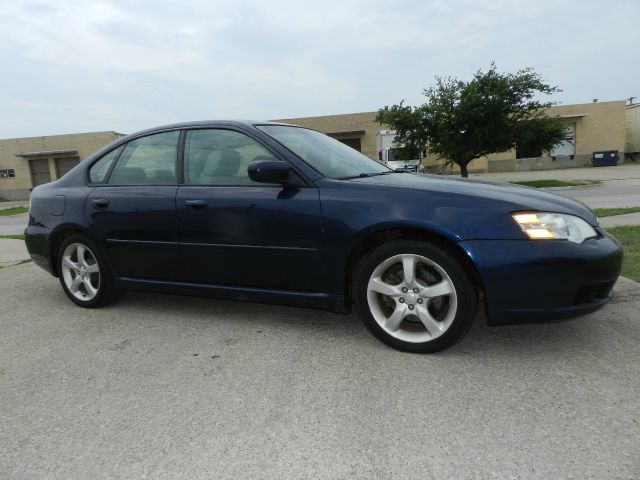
<box><xmin>512</xmin><ymin>212</ymin><xmax>597</xmax><ymax>243</ymax></box>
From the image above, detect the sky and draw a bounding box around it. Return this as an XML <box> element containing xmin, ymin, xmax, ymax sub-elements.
<box><xmin>0</xmin><ymin>0</ymin><xmax>638</xmax><ymax>138</ymax></box>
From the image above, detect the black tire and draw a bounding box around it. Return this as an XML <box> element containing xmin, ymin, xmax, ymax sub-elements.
<box><xmin>57</xmin><ymin>234</ymin><xmax>122</xmax><ymax>308</ymax></box>
<box><xmin>353</xmin><ymin>239</ymin><xmax>478</xmax><ymax>353</ymax></box>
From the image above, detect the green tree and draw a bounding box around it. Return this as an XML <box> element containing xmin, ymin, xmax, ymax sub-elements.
<box><xmin>376</xmin><ymin>64</ymin><xmax>568</xmax><ymax>177</ymax></box>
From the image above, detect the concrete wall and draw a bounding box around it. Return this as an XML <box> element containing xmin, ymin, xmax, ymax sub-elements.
<box><xmin>488</xmin><ymin>154</ymin><xmax>593</xmax><ymax>172</ymax></box>
<box><xmin>0</xmin><ymin>131</ymin><xmax>121</xmax><ymax>200</ymax></box>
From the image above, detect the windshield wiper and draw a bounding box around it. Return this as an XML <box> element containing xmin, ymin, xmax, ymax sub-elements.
<box><xmin>337</xmin><ymin>171</ymin><xmax>395</xmax><ymax>180</ymax></box>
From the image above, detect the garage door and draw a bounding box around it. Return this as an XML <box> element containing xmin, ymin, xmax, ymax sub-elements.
<box><xmin>55</xmin><ymin>156</ymin><xmax>80</xmax><ymax>178</ymax></box>
<box><xmin>29</xmin><ymin>159</ymin><xmax>51</xmax><ymax>187</ymax></box>
<box><xmin>337</xmin><ymin>138</ymin><xmax>362</xmax><ymax>152</ymax></box>
<box><xmin>550</xmin><ymin>123</ymin><xmax>576</xmax><ymax>157</ymax></box>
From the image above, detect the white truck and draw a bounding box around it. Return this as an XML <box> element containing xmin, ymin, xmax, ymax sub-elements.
<box><xmin>376</xmin><ymin>130</ymin><xmax>423</xmax><ymax>172</ymax></box>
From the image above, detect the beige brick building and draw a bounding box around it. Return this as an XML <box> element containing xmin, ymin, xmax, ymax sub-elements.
<box><xmin>0</xmin><ymin>131</ymin><xmax>122</xmax><ymax>200</ymax></box>
<box><xmin>280</xmin><ymin>100</ymin><xmax>633</xmax><ymax>174</ymax></box>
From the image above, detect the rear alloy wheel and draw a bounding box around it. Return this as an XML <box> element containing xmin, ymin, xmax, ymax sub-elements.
<box><xmin>354</xmin><ymin>240</ymin><xmax>477</xmax><ymax>353</ymax></box>
<box><xmin>61</xmin><ymin>243</ymin><xmax>101</xmax><ymax>302</ymax></box>
<box><xmin>58</xmin><ymin>235</ymin><xmax>121</xmax><ymax>308</ymax></box>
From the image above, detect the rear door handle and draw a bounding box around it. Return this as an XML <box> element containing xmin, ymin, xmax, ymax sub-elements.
<box><xmin>185</xmin><ymin>199</ymin><xmax>208</xmax><ymax>210</ymax></box>
<box><xmin>92</xmin><ymin>199</ymin><xmax>109</xmax><ymax>209</ymax></box>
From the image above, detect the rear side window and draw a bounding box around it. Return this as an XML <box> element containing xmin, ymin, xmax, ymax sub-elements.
<box><xmin>108</xmin><ymin>131</ymin><xmax>179</xmax><ymax>185</ymax></box>
<box><xmin>88</xmin><ymin>146</ymin><xmax>122</xmax><ymax>184</ymax></box>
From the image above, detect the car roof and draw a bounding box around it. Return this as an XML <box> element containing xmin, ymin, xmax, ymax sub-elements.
<box><xmin>127</xmin><ymin>120</ymin><xmax>299</xmax><ymax>138</ymax></box>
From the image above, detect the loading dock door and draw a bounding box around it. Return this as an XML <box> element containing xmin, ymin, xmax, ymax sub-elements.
<box><xmin>55</xmin><ymin>156</ymin><xmax>80</xmax><ymax>178</ymax></box>
<box><xmin>550</xmin><ymin>123</ymin><xmax>576</xmax><ymax>157</ymax></box>
<box><xmin>29</xmin><ymin>159</ymin><xmax>51</xmax><ymax>186</ymax></box>
<box><xmin>338</xmin><ymin>138</ymin><xmax>362</xmax><ymax>152</ymax></box>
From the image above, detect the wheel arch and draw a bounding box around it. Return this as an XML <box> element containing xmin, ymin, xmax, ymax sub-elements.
<box><xmin>48</xmin><ymin>224</ymin><xmax>98</xmax><ymax>277</ymax></box>
<box><xmin>344</xmin><ymin>226</ymin><xmax>486</xmax><ymax>314</ymax></box>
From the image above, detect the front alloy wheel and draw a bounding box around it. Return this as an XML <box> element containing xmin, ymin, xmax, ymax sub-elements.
<box><xmin>355</xmin><ymin>240</ymin><xmax>477</xmax><ymax>353</ymax></box>
<box><xmin>367</xmin><ymin>253</ymin><xmax>458</xmax><ymax>344</ymax></box>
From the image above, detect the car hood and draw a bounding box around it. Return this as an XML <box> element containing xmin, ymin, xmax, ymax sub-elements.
<box><xmin>349</xmin><ymin>173</ymin><xmax>598</xmax><ymax>225</ymax></box>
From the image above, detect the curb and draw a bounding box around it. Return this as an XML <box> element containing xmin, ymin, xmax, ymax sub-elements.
<box><xmin>541</xmin><ymin>184</ymin><xmax>601</xmax><ymax>191</ymax></box>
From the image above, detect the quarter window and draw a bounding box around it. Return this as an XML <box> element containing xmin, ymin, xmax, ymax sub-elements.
<box><xmin>89</xmin><ymin>146</ymin><xmax>122</xmax><ymax>184</ymax></box>
<box><xmin>108</xmin><ymin>131</ymin><xmax>179</xmax><ymax>185</ymax></box>
<box><xmin>183</xmin><ymin>129</ymin><xmax>279</xmax><ymax>185</ymax></box>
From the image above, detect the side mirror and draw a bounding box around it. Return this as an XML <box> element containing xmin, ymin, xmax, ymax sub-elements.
<box><xmin>248</xmin><ymin>160</ymin><xmax>292</xmax><ymax>185</ymax></box>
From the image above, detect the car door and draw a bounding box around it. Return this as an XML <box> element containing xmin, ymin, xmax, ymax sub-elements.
<box><xmin>176</xmin><ymin>127</ymin><xmax>324</xmax><ymax>291</ymax></box>
<box><xmin>85</xmin><ymin>130</ymin><xmax>182</xmax><ymax>280</ymax></box>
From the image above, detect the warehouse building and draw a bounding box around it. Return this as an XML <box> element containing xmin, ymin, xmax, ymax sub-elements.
<box><xmin>0</xmin><ymin>131</ymin><xmax>122</xmax><ymax>200</ymax></box>
<box><xmin>280</xmin><ymin>100</ymin><xmax>632</xmax><ymax>174</ymax></box>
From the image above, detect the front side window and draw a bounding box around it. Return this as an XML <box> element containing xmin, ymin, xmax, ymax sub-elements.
<box><xmin>257</xmin><ymin>125</ymin><xmax>390</xmax><ymax>179</ymax></box>
<box><xmin>183</xmin><ymin>129</ymin><xmax>279</xmax><ymax>185</ymax></box>
<box><xmin>89</xmin><ymin>146</ymin><xmax>122</xmax><ymax>184</ymax></box>
<box><xmin>108</xmin><ymin>131</ymin><xmax>179</xmax><ymax>185</ymax></box>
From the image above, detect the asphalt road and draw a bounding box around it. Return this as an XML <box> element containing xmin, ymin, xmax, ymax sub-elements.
<box><xmin>1</xmin><ymin>263</ymin><xmax>639</xmax><ymax>479</ymax></box>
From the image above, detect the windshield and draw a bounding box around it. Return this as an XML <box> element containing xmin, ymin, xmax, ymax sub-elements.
<box><xmin>388</xmin><ymin>145</ymin><xmax>419</xmax><ymax>162</ymax></box>
<box><xmin>257</xmin><ymin>125</ymin><xmax>391</xmax><ymax>179</ymax></box>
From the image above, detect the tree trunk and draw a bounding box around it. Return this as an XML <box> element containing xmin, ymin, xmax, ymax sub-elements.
<box><xmin>459</xmin><ymin>163</ymin><xmax>469</xmax><ymax>178</ymax></box>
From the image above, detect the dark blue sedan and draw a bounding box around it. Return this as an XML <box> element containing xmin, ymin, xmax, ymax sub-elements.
<box><xmin>25</xmin><ymin>121</ymin><xmax>623</xmax><ymax>352</ymax></box>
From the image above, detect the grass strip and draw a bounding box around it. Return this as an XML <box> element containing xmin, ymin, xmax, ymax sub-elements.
<box><xmin>606</xmin><ymin>226</ymin><xmax>640</xmax><ymax>282</ymax></box>
<box><xmin>593</xmin><ymin>207</ymin><xmax>640</xmax><ymax>218</ymax></box>
<box><xmin>0</xmin><ymin>207</ymin><xmax>28</xmax><ymax>216</ymax></box>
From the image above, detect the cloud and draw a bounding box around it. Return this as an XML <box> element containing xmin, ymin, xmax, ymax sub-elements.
<box><xmin>0</xmin><ymin>0</ymin><xmax>638</xmax><ymax>137</ymax></box>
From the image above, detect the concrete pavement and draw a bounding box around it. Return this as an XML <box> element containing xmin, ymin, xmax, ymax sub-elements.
<box><xmin>1</xmin><ymin>262</ymin><xmax>639</xmax><ymax>479</ymax></box>
<box><xmin>599</xmin><ymin>212</ymin><xmax>640</xmax><ymax>228</ymax></box>
<box><xmin>0</xmin><ymin>239</ymin><xmax>29</xmax><ymax>267</ymax></box>
<box><xmin>0</xmin><ymin>213</ymin><xmax>28</xmax><ymax>236</ymax></box>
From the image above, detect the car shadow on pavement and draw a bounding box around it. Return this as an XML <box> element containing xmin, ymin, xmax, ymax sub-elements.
<box><xmin>104</xmin><ymin>290</ymin><xmax>610</xmax><ymax>357</ymax></box>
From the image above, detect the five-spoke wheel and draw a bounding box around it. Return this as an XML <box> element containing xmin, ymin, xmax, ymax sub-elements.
<box><xmin>61</xmin><ymin>243</ymin><xmax>101</xmax><ymax>301</ymax></box>
<box><xmin>355</xmin><ymin>240</ymin><xmax>477</xmax><ymax>353</ymax></box>
<box><xmin>57</xmin><ymin>235</ymin><xmax>120</xmax><ymax>308</ymax></box>
<box><xmin>367</xmin><ymin>253</ymin><xmax>457</xmax><ymax>343</ymax></box>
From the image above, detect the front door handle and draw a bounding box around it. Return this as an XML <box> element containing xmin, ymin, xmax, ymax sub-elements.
<box><xmin>92</xmin><ymin>199</ymin><xmax>109</xmax><ymax>209</ymax></box>
<box><xmin>185</xmin><ymin>199</ymin><xmax>208</xmax><ymax>210</ymax></box>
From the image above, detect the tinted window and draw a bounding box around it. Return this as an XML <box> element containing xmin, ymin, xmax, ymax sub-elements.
<box><xmin>89</xmin><ymin>146</ymin><xmax>122</xmax><ymax>184</ymax></box>
<box><xmin>108</xmin><ymin>131</ymin><xmax>179</xmax><ymax>185</ymax></box>
<box><xmin>184</xmin><ymin>129</ymin><xmax>279</xmax><ymax>185</ymax></box>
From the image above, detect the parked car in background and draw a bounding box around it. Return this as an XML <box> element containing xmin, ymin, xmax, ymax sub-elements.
<box><xmin>25</xmin><ymin>121</ymin><xmax>623</xmax><ymax>352</ymax></box>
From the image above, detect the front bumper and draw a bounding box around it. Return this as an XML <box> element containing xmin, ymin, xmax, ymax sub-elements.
<box><xmin>460</xmin><ymin>228</ymin><xmax>623</xmax><ymax>326</ymax></box>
